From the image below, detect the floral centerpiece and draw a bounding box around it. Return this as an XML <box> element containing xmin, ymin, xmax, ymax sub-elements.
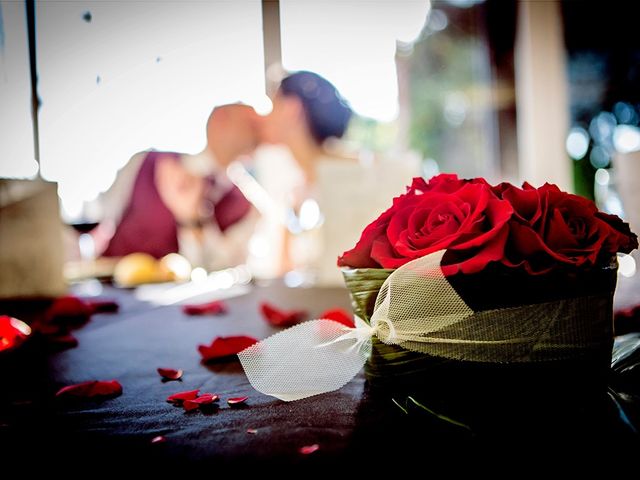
<box><xmin>338</xmin><ymin>174</ymin><xmax>637</xmax><ymax>387</ymax></box>
<box><xmin>239</xmin><ymin>174</ymin><xmax>637</xmax><ymax>401</ymax></box>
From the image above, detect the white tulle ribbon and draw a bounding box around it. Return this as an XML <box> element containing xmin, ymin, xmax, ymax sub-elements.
<box><xmin>238</xmin><ymin>250</ymin><xmax>472</xmax><ymax>401</ymax></box>
<box><xmin>238</xmin><ymin>249</ymin><xmax>610</xmax><ymax>401</ymax></box>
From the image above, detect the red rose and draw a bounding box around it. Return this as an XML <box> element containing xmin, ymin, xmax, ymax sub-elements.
<box><xmin>498</xmin><ymin>182</ymin><xmax>638</xmax><ymax>273</ymax></box>
<box><xmin>339</xmin><ymin>179</ymin><xmax>513</xmax><ymax>275</ymax></box>
<box><xmin>409</xmin><ymin>173</ymin><xmax>489</xmax><ymax>194</ymax></box>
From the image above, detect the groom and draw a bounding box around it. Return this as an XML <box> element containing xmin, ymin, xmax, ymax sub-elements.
<box><xmin>98</xmin><ymin>104</ymin><xmax>260</xmax><ymax>270</ymax></box>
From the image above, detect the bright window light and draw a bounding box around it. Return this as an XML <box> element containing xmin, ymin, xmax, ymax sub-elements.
<box><xmin>36</xmin><ymin>1</ymin><xmax>266</xmax><ymax>209</ymax></box>
<box><xmin>280</xmin><ymin>0</ymin><xmax>431</xmax><ymax>122</ymax></box>
<box><xmin>0</xmin><ymin>1</ymin><xmax>39</xmax><ymax>179</ymax></box>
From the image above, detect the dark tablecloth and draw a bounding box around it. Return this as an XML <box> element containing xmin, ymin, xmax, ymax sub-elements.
<box><xmin>1</xmin><ymin>282</ymin><xmax>640</xmax><ymax>470</ymax></box>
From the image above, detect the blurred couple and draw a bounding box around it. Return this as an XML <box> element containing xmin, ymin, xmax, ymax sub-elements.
<box><xmin>97</xmin><ymin>71</ymin><xmax>355</xmax><ymax>282</ymax></box>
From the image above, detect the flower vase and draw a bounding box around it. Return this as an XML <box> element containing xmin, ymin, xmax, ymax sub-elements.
<box><xmin>342</xmin><ymin>259</ymin><xmax>618</xmax><ymax>392</ymax></box>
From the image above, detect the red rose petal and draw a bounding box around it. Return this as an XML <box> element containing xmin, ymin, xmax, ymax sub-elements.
<box><xmin>198</xmin><ymin>336</ymin><xmax>258</xmax><ymax>362</ymax></box>
<box><xmin>46</xmin><ymin>333</ymin><xmax>79</xmax><ymax>350</ymax></box>
<box><xmin>157</xmin><ymin>368</ymin><xmax>183</xmax><ymax>380</ymax></box>
<box><xmin>227</xmin><ymin>396</ymin><xmax>248</xmax><ymax>406</ymax></box>
<box><xmin>260</xmin><ymin>302</ymin><xmax>307</xmax><ymax>327</ymax></box>
<box><xmin>319</xmin><ymin>308</ymin><xmax>355</xmax><ymax>328</ymax></box>
<box><xmin>46</xmin><ymin>296</ymin><xmax>93</xmax><ymax>326</ymax></box>
<box><xmin>182</xmin><ymin>300</ymin><xmax>228</xmax><ymax>316</ymax></box>
<box><xmin>166</xmin><ymin>389</ymin><xmax>199</xmax><ymax>404</ymax></box>
<box><xmin>55</xmin><ymin>380</ymin><xmax>122</xmax><ymax>399</ymax></box>
<box><xmin>182</xmin><ymin>393</ymin><xmax>219</xmax><ymax>411</ymax></box>
<box><xmin>247</xmin><ymin>428</ymin><xmax>258</xmax><ymax>434</ymax></box>
<box><xmin>0</xmin><ymin>316</ymin><xmax>31</xmax><ymax>352</ymax></box>
<box><xmin>150</xmin><ymin>435</ymin><xmax>166</xmax><ymax>444</ymax></box>
<box><xmin>299</xmin><ymin>444</ymin><xmax>320</xmax><ymax>455</ymax></box>
<box><xmin>183</xmin><ymin>400</ymin><xmax>201</xmax><ymax>412</ymax></box>
<box><xmin>87</xmin><ymin>299</ymin><xmax>119</xmax><ymax>314</ymax></box>
<box><xmin>191</xmin><ymin>393</ymin><xmax>219</xmax><ymax>404</ymax></box>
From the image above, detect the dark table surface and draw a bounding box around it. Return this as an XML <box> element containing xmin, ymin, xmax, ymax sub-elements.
<box><xmin>2</xmin><ymin>280</ymin><xmax>640</xmax><ymax>470</ymax></box>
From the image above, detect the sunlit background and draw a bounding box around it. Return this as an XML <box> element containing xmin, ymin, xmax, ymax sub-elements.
<box><xmin>1</xmin><ymin>0</ymin><xmax>640</xmax><ymax>281</ymax></box>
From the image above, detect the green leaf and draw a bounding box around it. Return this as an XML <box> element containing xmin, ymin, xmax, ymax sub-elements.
<box><xmin>391</xmin><ymin>398</ymin><xmax>408</xmax><ymax>415</ymax></box>
<box><xmin>406</xmin><ymin>396</ymin><xmax>472</xmax><ymax>432</ymax></box>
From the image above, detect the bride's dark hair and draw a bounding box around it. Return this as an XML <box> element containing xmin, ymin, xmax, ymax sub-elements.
<box><xmin>279</xmin><ymin>71</ymin><xmax>352</xmax><ymax>144</ymax></box>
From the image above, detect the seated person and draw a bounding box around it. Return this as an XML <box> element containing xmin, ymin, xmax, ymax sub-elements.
<box><xmin>97</xmin><ymin>104</ymin><xmax>260</xmax><ymax>270</ymax></box>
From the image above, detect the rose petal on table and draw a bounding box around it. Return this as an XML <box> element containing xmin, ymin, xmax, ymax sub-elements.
<box><xmin>166</xmin><ymin>389</ymin><xmax>200</xmax><ymax>404</ymax></box>
<box><xmin>260</xmin><ymin>302</ymin><xmax>307</xmax><ymax>327</ymax></box>
<box><xmin>0</xmin><ymin>316</ymin><xmax>32</xmax><ymax>352</ymax></box>
<box><xmin>246</xmin><ymin>428</ymin><xmax>258</xmax><ymax>434</ymax></box>
<box><xmin>182</xmin><ymin>400</ymin><xmax>201</xmax><ymax>412</ymax></box>
<box><xmin>150</xmin><ymin>435</ymin><xmax>166</xmax><ymax>444</ymax></box>
<box><xmin>319</xmin><ymin>308</ymin><xmax>355</xmax><ymax>328</ymax></box>
<box><xmin>46</xmin><ymin>296</ymin><xmax>93</xmax><ymax>326</ymax></box>
<box><xmin>157</xmin><ymin>368</ymin><xmax>183</xmax><ymax>380</ymax></box>
<box><xmin>299</xmin><ymin>444</ymin><xmax>320</xmax><ymax>455</ymax></box>
<box><xmin>87</xmin><ymin>299</ymin><xmax>119</xmax><ymax>314</ymax></box>
<box><xmin>192</xmin><ymin>393</ymin><xmax>219</xmax><ymax>404</ymax></box>
<box><xmin>198</xmin><ymin>336</ymin><xmax>258</xmax><ymax>362</ymax></box>
<box><xmin>227</xmin><ymin>396</ymin><xmax>248</xmax><ymax>406</ymax></box>
<box><xmin>182</xmin><ymin>393</ymin><xmax>219</xmax><ymax>411</ymax></box>
<box><xmin>55</xmin><ymin>380</ymin><xmax>122</xmax><ymax>400</ymax></box>
<box><xmin>182</xmin><ymin>300</ymin><xmax>228</xmax><ymax>316</ymax></box>
<box><xmin>47</xmin><ymin>333</ymin><xmax>79</xmax><ymax>350</ymax></box>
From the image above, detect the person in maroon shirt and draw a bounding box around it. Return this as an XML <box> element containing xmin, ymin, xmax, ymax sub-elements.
<box><xmin>98</xmin><ymin>104</ymin><xmax>261</xmax><ymax>270</ymax></box>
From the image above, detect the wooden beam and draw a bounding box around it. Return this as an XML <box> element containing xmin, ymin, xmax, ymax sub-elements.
<box><xmin>515</xmin><ymin>0</ymin><xmax>571</xmax><ymax>191</ymax></box>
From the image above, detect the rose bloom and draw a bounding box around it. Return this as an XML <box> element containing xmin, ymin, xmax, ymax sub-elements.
<box><xmin>494</xmin><ymin>182</ymin><xmax>638</xmax><ymax>274</ymax></box>
<box><xmin>338</xmin><ymin>174</ymin><xmax>513</xmax><ymax>275</ymax></box>
<box><xmin>339</xmin><ymin>174</ymin><xmax>637</xmax><ymax>276</ymax></box>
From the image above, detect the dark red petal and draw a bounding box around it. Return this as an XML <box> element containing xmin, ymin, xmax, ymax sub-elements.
<box><xmin>157</xmin><ymin>368</ymin><xmax>183</xmax><ymax>380</ymax></box>
<box><xmin>150</xmin><ymin>436</ymin><xmax>166</xmax><ymax>444</ymax></box>
<box><xmin>87</xmin><ymin>299</ymin><xmax>119</xmax><ymax>314</ymax></box>
<box><xmin>55</xmin><ymin>380</ymin><xmax>122</xmax><ymax>399</ymax></box>
<box><xmin>319</xmin><ymin>309</ymin><xmax>355</xmax><ymax>328</ymax></box>
<box><xmin>299</xmin><ymin>444</ymin><xmax>320</xmax><ymax>455</ymax></box>
<box><xmin>198</xmin><ymin>336</ymin><xmax>258</xmax><ymax>362</ymax></box>
<box><xmin>46</xmin><ymin>296</ymin><xmax>93</xmax><ymax>326</ymax></box>
<box><xmin>191</xmin><ymin>393</ymin><xmax>219</xmax><ymax>404</ymax></box>
<box><xmin>259</xmin><ymin>302</ymin><xmax>307</xmax><ymax>328</ymax></box>
<box><xmin>46</xmin><ymin>333</ymin><xmax>79</xmax><ymax>350</ymax></box>
<box><xmin>183</xmin><ymin>400</ymin><xmax>201</xmax><ymax>412</ymax></box>
<box><xmin>166</xmin><ymin>389</ymin><xmax>199</xmax><ymax>404</ymax></box>
<box><xmin>227</xmin><ymin>396</ymin><xmax>249</xmax><ymax>406</ymax></box>
<box><xmin>0</xmin><ymin>316</ymin><xmax>32</xmax><ymax>352</ymax></box>
<box><xmin>182</xmin><ymin>300</ymin><xmax>228</xmax><ymax>316</ymax></box>
<box><xmin>246</xmin><ymin>428</ymin><xmax>258</xmax><ymax>434</ymax></box>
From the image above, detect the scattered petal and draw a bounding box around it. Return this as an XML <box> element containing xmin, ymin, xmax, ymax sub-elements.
<box><xmin>150</xmin><ymin>435</ymin><xmax>166</xmax><ymax>444</ymax></box>
<box><xmin>299</xmin><ymin>444</ymin><xmax>320</xmax><ymax>455</ymax></box>
<box><xmin>157</xmin><ymin>368</ymin><xmax>183</xmax><ymax>380</ymax></box>
<box><xmin>190</xmin><ymin>393</ymin><xmax>219</xmax><ymax>405</ymax></box>
<box><xmin>46</xmin><ymin>296</ymin><xmax>93</xmax><ymax>326</ymax></box>
<box><xmin>260</xmin><ymin>302</ymin><xmax>307</xmax><ymax>328</ymax></box>
<box><xmin>198</xmin><ymin>336</ymin><xmax>258</xmax><ymax>362</ymax></box>
<box><xmin>55</xmin><ymin>380</ymin><xmax>122</xmax><ymax>400</ymax></box>
<box><xmin>182</xmin><ymin>393</ymin><xmax>219</xmax><ymax>411</ymax></box>
<box><xmin>246</xmin><ymin>428</ymin><xmax>258</xmax><ymax>434</ymax></box>
<box><xmin>166</xmin><ymin>389</ymin><xmax>199</xmax><ymax>404</ymax></box>
<box><xmin>182</xmin><ymin>300</ymin><xmax>228</xmax><ymax>316</ymax></box>
<box><xmin>87</xmin><ymin>299</ymin><xmax>119</xmax><ymax>313</ymax></box>
<box><xmin>0</xmin><ymin>316</ymin><xmax>31</xmax><ymax>352</ymax></box>
<box><xmin>227</xmin><ymin>396</ymin><xmax>249</xmax><ymax>406</ymax></box>
<box><xmin>183</xmin><ymin>400</ymin><xmax>201</xmax><ymax>412</ymax></box>
<box><xmin>46</xmin><ymin>333</ymin><xmax>79</xmax><ymax>350</ymax></box>
<box><xmin>319</xmin><ymin>308</ymin><xmax>355</xmax><ymax>328</ymax></box>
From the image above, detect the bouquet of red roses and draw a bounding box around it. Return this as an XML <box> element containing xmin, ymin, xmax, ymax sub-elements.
<box><xmin>239</xmin><ymin>175</ymin><xmax>637</xmax><ymax>401</ymax></box>
<box><xmin>338</xmin><ymin>174</ymin><xmax>637</xmax><ymax>276</ymax></box>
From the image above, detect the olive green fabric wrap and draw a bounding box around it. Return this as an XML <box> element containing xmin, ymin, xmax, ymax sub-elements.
<box><xmin>341</xmin><ymin>266</ymin><xmax>615</xmax><ymax>384</ymax></box>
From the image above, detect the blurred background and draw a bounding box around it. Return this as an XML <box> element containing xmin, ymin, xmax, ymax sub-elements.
<box><xmin>1</xmin><ymin>0</ymin><xmax>639</xmax><ymax>296</ymax></box>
